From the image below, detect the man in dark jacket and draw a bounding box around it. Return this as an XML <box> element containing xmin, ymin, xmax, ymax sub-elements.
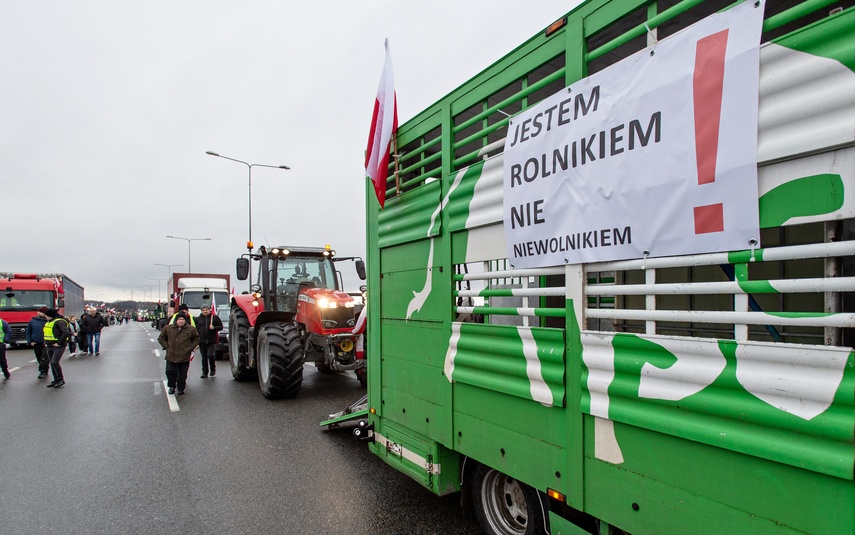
<box><xmin>43</xmin><ymin>309</ymin><xmax>71</xmax><ymax>388</ymax></box>
<box><xmin>157</xmin><ymin>312</ymin><xmax>199</xmax><ymax>395</ymax></box>
<box><xmin>195</xmin><ymin>305</ymin><xmax>223</xmax><ymax>378</ymax></box>
<box><xmin>26</xmin><ymin>307</ymin><xmax>50</xmax><ymax>378</ymax></box>
<box><xmin>80</xmin><ymin>307</ymin><xmax>108</xmax><ymax>355</ymax></box>
<box><xmin>0</xmin><ymin>317</ymin><xmax>11</xmax><ymax>379</ymax></box>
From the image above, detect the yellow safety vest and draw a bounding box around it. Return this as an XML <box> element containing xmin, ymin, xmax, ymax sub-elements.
<box><xmin>0</xmin><ymin>320</ymin><xmax>6</xmax><ymax>343</ymax></box>
<box><xmin>169</xmin><ymin>313</ymin><xmax>196</xmax><ymax>327</ymax></box>
<box><xmin>43</xmin><ymin>317</ymin><xmax>68</xmax><ymax>342</ymax></box>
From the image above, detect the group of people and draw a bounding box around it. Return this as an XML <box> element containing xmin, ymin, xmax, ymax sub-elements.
<box><xmin>13</xmin><ymin>306</ymin><xmax>109</xmax><ymax>387</ymax></box>
<box><xmin>157</xmin><ymin>303</ymin><xmax>222</xmax><ymax>396</ymax></box>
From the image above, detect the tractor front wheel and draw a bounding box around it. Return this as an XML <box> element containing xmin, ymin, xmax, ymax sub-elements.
<box><xmin>257</xmin><ymin>323</ymin><xmax>303</xmax><ymax>399</ymax></box>
<box><xmin>229</xmin><ymin>307</ymin><xmax>256</xmax><ymax>381</ymax></box>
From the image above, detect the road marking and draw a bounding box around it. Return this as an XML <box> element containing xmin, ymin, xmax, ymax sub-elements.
<box><xmin>162</xmin><ymin>380</ymin><xmax>180</xmax><ymax>412</ymax></box>
<box><xmin>154</xmin><ymin>349</ymin><xmax>161</xmax><ymax>357</ymax></box>
<box><xmin>30</xmin><ymin>359</ymin><xmax>36</xmax><ymax>363</ymax></box>
<box><xmin>9</xmin><ymin>367</ymin><xmax>21</xmax><ymax>373</ymax></box>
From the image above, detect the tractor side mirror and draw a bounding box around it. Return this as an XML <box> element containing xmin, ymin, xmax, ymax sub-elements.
<box><xmin>355</xmin><ymin>259</ymin><xmax>366</xmax><ymax>280</ymax></box>
<box><xmin>236</xmin><ymin>258</ymin><xmax>250</xmax><ymax>281</ymax></box>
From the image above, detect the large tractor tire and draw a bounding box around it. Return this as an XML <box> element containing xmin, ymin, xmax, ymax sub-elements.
<box><xmin>470</xmin><ymin>464</ymin><xmax>546</xmax><ymax>535</ymax></box>
<box><xmin>257</xmin><ymin>322</ymin><xmax>304</xmax><ymax>399</ymax></box>
<box><xmin>229</xmin><ymin>306</ymin><xmax>256</xmax><ymax>381</ymax></box>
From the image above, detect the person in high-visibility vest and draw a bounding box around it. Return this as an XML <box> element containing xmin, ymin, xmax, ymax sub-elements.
<box><xmin>0</xmin><ymin>316</ymin><xmax>11</xmax><ymax>379</ymax></box>
<box><xmin>168</xmin><ymin>303</ymin><xmax>196</xmax><ymax>328</ymax></box>
<box><xmin>43</xmin><ymin>308</ymin><xmax>71</xmax><ymax>388</ymax></box>
<box><xmin>157</xmin><ymin>312</ymin><xmax>199</xmax><ymax>395</ymax></box>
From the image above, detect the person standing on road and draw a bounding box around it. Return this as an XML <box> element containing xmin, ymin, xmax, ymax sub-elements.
<box><xmin>157</xmin><ymin>312</ymin><xmax>199</xmax><ymax>396</ymax></box>
<box><xmin>195</xmin><ymin>305</ymin><xmax>222</xmax><ymax>378</ymax></box>
<box><xmin>26</xmin><ymin>307</ymin><xmax>50</xmax><ymax>379</ymax></box>
<box><xmin>0</xmin><ymin>317</ymin><xmax>11</xmax><ymax>379</ymax></box>
<box><xmin>80</xmin><ymin>306</ymin><xmax>108</xmax><ymax>355</ymax></box>
<box><xmin>67</xmin><ymin>315</ymin><xmax>80</xmax><ymax>356</ymax></box>
<box><xmin>169</xmin><ymin>303</ymin><xmax>196</xmax><ymax>327</ymax></box>
<box><xmin>43</xmin><ymin>309</ymin><xmax>70</xmax><ymax>388</ymax></box>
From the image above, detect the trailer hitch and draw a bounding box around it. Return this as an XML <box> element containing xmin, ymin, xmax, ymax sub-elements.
<box><xmin>353</xmin><ymin>420</ymin><xmax>375</xmax><ymax>443</ymax></box>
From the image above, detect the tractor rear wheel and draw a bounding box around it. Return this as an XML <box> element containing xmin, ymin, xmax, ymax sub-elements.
<box><xmin>257</xmin><ymin>322</ymin><xmax>303</xmax><ymax>399</ymax></box>
<box><xmin>229</xmin><ymin>307</ymin><xmax>256</xmax><ymax>381</ymax></box>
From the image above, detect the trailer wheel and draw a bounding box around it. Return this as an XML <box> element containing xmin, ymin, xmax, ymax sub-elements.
<box><xmin>229</xmin><ymin>307</ymin><xmax>256</xmax><ymax>381</ymax></box>
<box><xmin>470</xmin><ymin>464</ymin><xmax>546</xmax><ymax>535</ymax></box>
<box><xmin>257</xmin><ymin>322</ymin><xmax>303</xmax><ymax>399</ymax></box>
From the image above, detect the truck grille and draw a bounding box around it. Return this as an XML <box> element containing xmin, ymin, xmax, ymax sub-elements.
<box><xmin>10</xmin><ymin>326</ymin><xmax>27</xmax><ymax>342</ymax></box>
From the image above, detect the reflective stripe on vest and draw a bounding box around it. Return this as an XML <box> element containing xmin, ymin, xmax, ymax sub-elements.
<box><xmin>0</xmin><ymin>321</ymin><xmax>5</xmax><ymax>343</ymax></box>
<box><xmin>43</xmin><ymin>318</ymin><xmax>67</xmax><ymax>342</ymax></box>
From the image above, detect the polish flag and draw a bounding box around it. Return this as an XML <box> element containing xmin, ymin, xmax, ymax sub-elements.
<box><xmin>364</xmin><ymin>39</ymin><xmax>398</xmax><ymax>209</ymax></box>
<box><xmin>209</xmin><ymin>292</ymin><xmax>217</xmax><ymax>328</ymax></box>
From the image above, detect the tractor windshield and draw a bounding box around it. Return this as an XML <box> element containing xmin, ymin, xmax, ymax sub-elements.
<box><xmin>272</xmin><ymin>255</ymin><xmax>337</xmax><ymax>313</ymax></box>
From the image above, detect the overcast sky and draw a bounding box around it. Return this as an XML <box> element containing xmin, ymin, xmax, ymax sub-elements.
<box><xmin>1</xmin><ymin>1</ymin><xmax>580</xmax><ymax>304</ymax></box>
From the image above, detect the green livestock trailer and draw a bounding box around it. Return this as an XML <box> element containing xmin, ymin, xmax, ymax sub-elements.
<box><xmin>360</xmin><ymin>1</ymin><xmax>855</xmax><ymax>533</ymax></box>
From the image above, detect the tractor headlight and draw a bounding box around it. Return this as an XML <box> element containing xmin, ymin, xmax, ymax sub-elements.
<box><xmin>322</xmin><ymin>320</ymin><xmax>337</xmax><ymax>329</ymax></box>
<box><xmin>317</xmin><ymin>298</ymin><xmax>337</xmax><ymax>308</ymax></box>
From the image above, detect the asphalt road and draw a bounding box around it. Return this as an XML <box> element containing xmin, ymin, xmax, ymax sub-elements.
<box><xmin>0</xmin><ymin>321</ymin><xmax>482</xmax><ymax>535</ymax></box>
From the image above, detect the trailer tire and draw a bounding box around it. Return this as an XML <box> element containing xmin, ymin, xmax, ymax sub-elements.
<box><xmin>229</xmin><ymin>307</ymin><xmax>256</xmax><ymax>381</ymax></box>
<box><xmin>470</xmin><ymin>464</ymin><xmax>546</xmax><ymax>535</ymax></box>
<box><xmin>257</xmin><ymin>322</ymin><xmax>303</xmax><ymax>399</ymax></box>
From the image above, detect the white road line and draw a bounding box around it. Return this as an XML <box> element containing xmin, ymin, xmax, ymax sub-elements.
<box><xmin>154</xmin><ymin>382</ymin><xmax>161</xmax><ymax>395</ymax></box>
<box><xmin>153</xmin><ymin>349</ymin><xmax>161</xmax><ymax>357</ymax></box>
<box><xmin>9</xmin><ymin>367</ymin><xmax>21</xmax><ymax>373</ymax></box>
<box><xmin>163</xmin><ymin>380</ymin><xmax>180</xmax><ymax>412</ymax></box>
<box><xmin>30</xmin><ymin>359</ymin><xmax>36</xmax><ymax>363</ymax></box>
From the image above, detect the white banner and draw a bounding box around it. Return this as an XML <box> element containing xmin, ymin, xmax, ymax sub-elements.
<box><xmin>503</xmin><ymin>0</ymin><xmax>764</xmax><ymax>268</ymax></box>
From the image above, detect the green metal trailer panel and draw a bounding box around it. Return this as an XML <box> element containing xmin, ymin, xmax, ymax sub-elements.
<box><xmin>363</xmin><ymin>1</ymin><xmax>855</xmax><ymax>533</ymax></box>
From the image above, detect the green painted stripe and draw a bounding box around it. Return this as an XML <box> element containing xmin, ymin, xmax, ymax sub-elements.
<box><xmin>736</xmin><ymin>280</ymin><xmax>780</xmax><ymax>294</ymax></box>
<box><xmin>758</xmin><ymin>174</ymin><xmax>844</xmax><ymax>228</ymax></box>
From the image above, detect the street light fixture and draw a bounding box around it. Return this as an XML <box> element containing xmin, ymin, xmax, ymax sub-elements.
<box><xmin>148</xmin><ymin>278</ymin><xmax>168</xmax><ymax>304</ymax></box>
<box><xmin>155</xmin><ymin>263</ymin><xmax>183</xmax><ymax>279</ymax></box>
<box><xmin>166</xmin><ymin>236</ymin><xmax>211</xmax><ymax>273</ymax></box>
<box><xmin>205</xmin><ymin>151</ymin><xmax>290</xmax><ymax>253</ymax></box>
<box><xmin>139</xmin><ymin>285</ymin><xmax>155</xmax><ymax>304</ymax></box>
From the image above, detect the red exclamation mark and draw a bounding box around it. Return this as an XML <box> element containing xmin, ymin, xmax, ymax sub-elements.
<box><xmin>693</xmin><ymin>29</ymin><xmax>728</xmax><ymax>235</ymax></box>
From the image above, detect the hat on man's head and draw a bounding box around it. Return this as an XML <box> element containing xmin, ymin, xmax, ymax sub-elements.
<box><xmin>178</xmin><ymin>304</ymin><xmax>189</xmax><ymax>311</ymax></box>
<box><xmin>175</xmin><ymin>312</ymin><xmax>188</xmax><ymax>321</ymax></box>
<box><xmin>38</xmin><ymin>307</ymin><xmax>49</xmax><ymax>313</ymax></box>
<box><xmin>44</xmin><ymin>309</ymin><xmax>59</xmax><ymax>318</ymax></box>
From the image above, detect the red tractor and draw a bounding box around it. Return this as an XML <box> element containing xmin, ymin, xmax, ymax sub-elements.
<box><xmin>229</xmin><ymin>245</ymin><xmax>366</xmax><ymax>399</ymax></box>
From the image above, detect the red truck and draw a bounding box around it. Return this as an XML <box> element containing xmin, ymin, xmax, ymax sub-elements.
<box><xmin>0</xmin><ymin>273</ymin><xmax>85</xmax><ymax>346</ymax></box>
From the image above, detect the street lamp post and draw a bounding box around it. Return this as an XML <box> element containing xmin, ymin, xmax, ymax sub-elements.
<box><xmin>205</xmin><ymin>151</ymin><xmax>290</xmax><ymax>287</ymax></box>
<box><xmin>148</xmin><ymin>278</ymin><xmax>167</xmax><ymax>302</ymax></box>
<box><xmin>139</xmin><ymin>285</ymin><xmax>155</xmax><ymax>304</ymax></box>
<box><xmin>155</xmin><ymin>263</ymin><xmax>183</xmax><ymax>279</ymax></box>
<box><xmin>165</xmin><ymin>236</ymin><xmax>211</xmax><ymax>273</ymax></box>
